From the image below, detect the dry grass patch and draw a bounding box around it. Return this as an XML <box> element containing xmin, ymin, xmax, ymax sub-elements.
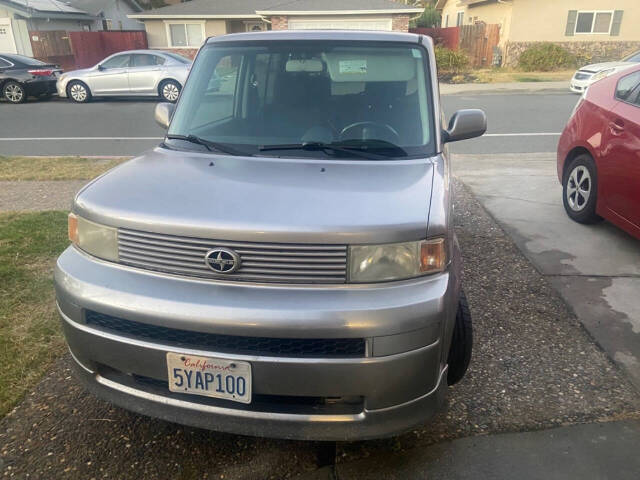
<box><xmin>0</xmin><ymin>211</ymin><xmax>69</xmax><ymax>415</ymax></box>
<box><xmin>472</xmin><ymin>69</ymin><xmax>575</xmax><ymax>84</ymax></box>
<box><xmin>0</xmin><ymin>156</ymin><xmax>128</xmax><ymax>181</ymax></box>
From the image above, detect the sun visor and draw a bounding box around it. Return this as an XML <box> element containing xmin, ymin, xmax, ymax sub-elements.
<box><xmin>323</xmin><ymin>52</ymin><xmax>417</xmax><ymax>82</ymax></box>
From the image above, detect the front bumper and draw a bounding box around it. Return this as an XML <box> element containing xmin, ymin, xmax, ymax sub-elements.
<box><xmin>56</xmin><ymin>80</ymin><xmax>68</xmax><ymax>98</ymax></box>
<box><xmin>56</xmin><ymin>246</ymin><xmax>460</xmax><ymax>440</ymax></box>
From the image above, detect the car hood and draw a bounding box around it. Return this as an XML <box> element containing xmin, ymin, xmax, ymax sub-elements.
<box><xmin>579</xmin><ymin>61</ymin><xmax>632</xmax><ymax>73</ymax></box>
<box><xmin>61</xmin><ymin>67</ymin><xmax>94</xmax><ymax>78</ymax></box>
<box><xmin>74</xmin><ymin>148</ymin><xmax>435</xmax><ymax>244</ymax></box>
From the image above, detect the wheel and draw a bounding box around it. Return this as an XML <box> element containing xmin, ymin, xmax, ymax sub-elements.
<box><xmin>160</xmin><ymin>80</ymin><xmax>181</xmax><ymax>103</ymax></box>
<box><xmin>3</xmin><ymin>81</ymin><xmax>26</xmax><ymax>103</ymax></box>
<box><xmin>67</xmin><ymin>81</ymin><xmax>91</xmax><ymax>103</ymax></box>
<box><xmin>447</xmin><ymin>290</ymin><xmax>473</xmax><ymax>386</ymax></box>
<box><xmin>562</xmin><ymin>154</ymin><xmax>601</xmax><ymax>224</ymax></box>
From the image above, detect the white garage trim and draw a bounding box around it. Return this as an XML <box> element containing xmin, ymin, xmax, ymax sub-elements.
<box><xmin>288</xmin><ymin>17</ymin><xmax>393</xmax><ymax>31</ymax></box>
<box><xmin>256</xmin><ymin>10</ymin><xmax>423</xmax><ymax>15</ymax></box>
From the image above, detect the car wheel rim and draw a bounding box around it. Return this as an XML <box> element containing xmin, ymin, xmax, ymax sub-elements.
<box><xmin>163</xmin><ymin>83</ymin><xmax>180</xmax><ymax>102</ymax></box>
<box><xmin>5</xmin><ymin>84</ymin><xmax>23</xmax><ymax>102</ymax></box>
<box><xmin>567</xmin><ymin>165</ymin><xmax>591</xmax><ymax>212</ymax></box>
<box><xmin>70</xmin><ymin>84</ymin><xmax>87</xmax><ymax>102</ymax></box>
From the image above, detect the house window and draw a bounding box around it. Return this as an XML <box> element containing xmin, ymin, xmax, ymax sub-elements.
<box><xmin>167</xmin><ymin>22</ymin><xmax>205</xmax><ymax>48</ymax></box>
<box><xmin>456</xmin><ymin>11</ymin><xmax>464</xmax><ymax>27</ymax></box>
<box><xmin>102</xmin><ymin>19</ymin><xmax>113</xmax><ymax>30</ymax></box>
<box><xmin>575</xmin><ymin>11</ymin><xmax>613</xmax><ymax>34</ymax></box>
<box><xmin>444</xmin><ymin>14</ymin><xmax>449</xmax><ymax>27</ymax></box>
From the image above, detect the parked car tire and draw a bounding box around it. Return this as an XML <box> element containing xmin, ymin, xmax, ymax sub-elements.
<box><xmin>562</xmin><ymin>154</ymin><xmax>602</xmax><ymax>224</ymax></box>
<box><xmin>2</xmin><ymin>81</ymin><xmax>26</xmax><ymax>103</ymax></box>
<box><xmin>447</xmin><ymin>289</ymin><xmax>473</xmax><ymax>386</ymax></box>
<box><xmin>160</xmin><ymin>80</ymin><xmax>181</xmax><ymax>103</ymax></box>
<box><xmin>67</xmin><ymin>81</ymin><xmax>91</xmax><ymax>103</ymax></box>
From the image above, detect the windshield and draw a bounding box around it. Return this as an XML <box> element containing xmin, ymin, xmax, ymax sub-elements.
<box><xmin>164</xmin><ymin>52</ymin><xmax>192</xmax><ymax>64</ymax></box>
<box><xmin>622</xmin><ymin>51</ymin><xmax>640</xmax><ymax>63</ymax></box>
<box><xmin>6</xmin><ymin>54</ymin><xmax>47</xmax><ymax>66</ymax></box>
<box><xmin>168</xmin><ymin>40</ymin><xmax>435</xmax><ymax>158</ymax></box>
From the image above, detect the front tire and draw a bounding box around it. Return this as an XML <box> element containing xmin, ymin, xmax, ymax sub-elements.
<box><xmin>447</xmin><ymin>290</ymin><xmax>473</xmax><ymax>386</ymax></box>
<box><xmin>67</xmin><ymin>81</ymin><xmax>91</xmax><ymax>103</ymax></box>
<box><xmin>160</xmin><ymin>80</ymin><xmax>181</xmax><ymax>103</ymax></box>
<box><xmin>562</xmin><ymin>154</ymin><xmax>601</xmax><ymax>224</ymax></box>
<box><xmin>3</xmin><ymin>81</ymin><xmax>26</xmax><ymax>103</ymax></box>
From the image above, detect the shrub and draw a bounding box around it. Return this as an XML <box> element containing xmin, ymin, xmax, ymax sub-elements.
<box><xmin>435</xmin><ymin>46</ymin><xmax>469</xmax><ymax>73</ymax></box>
<box><xmin>518</xmin><ymin>43</ymin><xmax>577</xmax><ymax>72</ymax></box>
<box><xmin>412</xmin><ymin>6</ymin><xmax>442</xmax><ymax>28</ymax></box>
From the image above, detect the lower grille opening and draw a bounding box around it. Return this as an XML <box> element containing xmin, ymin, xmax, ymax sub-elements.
<box><xmin>85</xmin><ymin>310</ymin><xmax>366</xmax><ymax>358</ymax></box>
<box><xmin>99</xmin><ymin>366</ymin><xmax>364</xmax><ymax>415</ymax></box>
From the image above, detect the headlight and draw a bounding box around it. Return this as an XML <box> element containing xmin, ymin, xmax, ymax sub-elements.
<box><xmin>68</xmin><ymin>213</ymin><xmax>118</xmax><ymax>262</ymax></box>
<box><xmin>349</xmin><ymin>238</ymin><xmax>446</xmax><ymax>283</ymax></box>
<box><xmin>590</xmin><ymin>68</ymin><xmax>615</xmax><ymax>83</ymax></box>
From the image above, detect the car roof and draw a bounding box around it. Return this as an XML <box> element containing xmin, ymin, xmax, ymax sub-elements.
<box><xmin>207</xmin><ymin>30</ymin><xmax>422</xmax><ymax>45</ymax></box>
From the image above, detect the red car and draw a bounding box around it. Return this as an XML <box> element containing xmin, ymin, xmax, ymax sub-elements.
<box><xmin>558</xmin><ymin>64</ymin><xmax>640</xmax><ymax>240</ymax></box>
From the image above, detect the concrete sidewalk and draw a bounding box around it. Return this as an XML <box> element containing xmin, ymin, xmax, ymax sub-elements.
<box><xmin>452</xmin><ymin>153</ymin><xmax>640</xmax><ymax>391</ymax></box>
<box><xmin>441</xmin><ymin>80</ymin><xmax>569</xmax><ymax>95</ymax></box>
<box><xmin>300</xmin><ymin>420</ymin><xmax>640</xmax><ymax>480</ymax></box>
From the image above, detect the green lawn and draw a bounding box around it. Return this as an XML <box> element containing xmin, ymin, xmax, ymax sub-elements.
<box><xmin>0</xmin><ymin>211</ymin><xmax>69</xmax><ymax>415</ymax></box>
<box><xmin>0</xmin><ymin>156</ymin><xmax>127</xmax><ymax>181</ymax></box>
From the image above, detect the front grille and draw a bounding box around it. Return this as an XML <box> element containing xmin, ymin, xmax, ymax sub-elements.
<box><xmin>574</xmin><ymin>72</ymin><xmax>593</xmax><ymax>80</ymax></box>
<box><xmin>85</xmin><ymin>310</ymin><xmax>366</xmax><ymax>357</ymax></box>
<box><xmin>117</xmin><ymin>228</ymin><xmax>347</xmax><ymax>284</ymax></box>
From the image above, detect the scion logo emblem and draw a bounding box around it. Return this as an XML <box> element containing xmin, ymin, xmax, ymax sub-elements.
<box><xmin>205</xmin><ymin>248</ymin><xmax>241</xmax><ymax>274</ymax></box>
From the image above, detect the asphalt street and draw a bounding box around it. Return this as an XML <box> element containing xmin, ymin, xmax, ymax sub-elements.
<box><xmin>0</xmin><ymin>92</ymin><xmax>580</xmax><ymax>156</ymax></box>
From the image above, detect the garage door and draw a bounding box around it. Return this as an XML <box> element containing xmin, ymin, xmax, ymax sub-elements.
<box><xmin>288</xmin><ymin>18</ymin><xmax>393</xmax><ymax>31</ymax></box>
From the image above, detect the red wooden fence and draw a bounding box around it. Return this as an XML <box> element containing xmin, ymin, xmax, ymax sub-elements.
<box><xmin>68</xmin><ymin>31</ymin><xmax>148</xmax><ymax>69</ymax></box>
<box><xmin>410</xmin><ymin>27</ymin><xmax>459</xmax><ymax>50</ymax></box>
<box><xmin>411</xmin><ymin>24</ymin><xmax>501</xmax><ymax>67</ymax></box>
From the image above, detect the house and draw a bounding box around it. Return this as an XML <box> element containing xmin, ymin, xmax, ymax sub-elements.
<box><xmin>64</xmin><ymin>0</ymin><xmax>145</xmax><ymax>31</ymax></box>
<box><xmin>435</xmin><ymin>0</ymin><xmax>640</xmax><ymax>66</ymax></box>
<box><xmin>0</xmin><ymin>0</ymin><xmax>95</xmax><ymax>55</ymax></box>
<box><xmin>129</xmin><ymin>0</ymin><xmax>424</xmax><ymax>58</ymax></box>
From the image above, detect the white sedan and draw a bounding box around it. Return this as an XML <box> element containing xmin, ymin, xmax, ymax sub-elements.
<box><xmin>57</xmin><ymin>49</ymin><xmax>192</xmax><ymax>103</ymax></box>
<box><xmin>570</xmin><ymin>50</ymin><xmax>640</xmax><ymax>94</ymax></box>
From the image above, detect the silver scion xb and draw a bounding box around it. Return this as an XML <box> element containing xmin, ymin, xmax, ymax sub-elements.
<box><xmin>56</xmin><ymin>49</ymin><xmax>191</xmax><ymax>103</ymax></box>
<box><xmin>55</xmin><ymin>31</ymin><xmax>486</xmax><ymax>441</ymax></box>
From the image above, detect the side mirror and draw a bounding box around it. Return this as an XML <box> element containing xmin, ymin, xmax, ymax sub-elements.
<box><xmin>443</xmin><ymin>109</ymin><xmax>487</xmax><ymax>143</ymax></box>
<box><xmin>154</xmin><ymin>102</ymin><xmax>175</xmax><ymax>129</ymax></box>
<box><xmin>97</xmin><ymin>64</ymin><xmax>105</xmax><ymax>71</ymax></box>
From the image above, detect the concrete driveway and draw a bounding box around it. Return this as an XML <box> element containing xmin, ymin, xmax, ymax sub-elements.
<box><xmin>454</xmin><ymin>153</ymin><xmax>640</xmax><ymax>389</ymax></box>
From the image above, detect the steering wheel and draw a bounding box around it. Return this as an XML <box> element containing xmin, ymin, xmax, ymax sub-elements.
<box><xmin>339</xmin><ymin>121</ymin><xmax>400</xmax><ymax>143</ymax></box>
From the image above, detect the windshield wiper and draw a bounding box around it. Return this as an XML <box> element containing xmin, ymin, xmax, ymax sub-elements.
<box><xmin>259</xmin><ymin>141</ymin><xmax>388</xmax><ymax>160</ymax></box>
<box><xmin>166</xmin><ymin>134</ymin><xmax>250</xmax><ymax>156</ymax></box>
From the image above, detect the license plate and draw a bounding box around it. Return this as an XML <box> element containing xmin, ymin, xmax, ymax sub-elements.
<box><xmin>166</xmin><ymin>352</ymin><xmax>251</xmax><ymax>404</ymax></box>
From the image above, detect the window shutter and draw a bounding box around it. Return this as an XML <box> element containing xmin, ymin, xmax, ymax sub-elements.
<box><xmin>565</xmin><ymin>10</ymin><xmax>577</xmax><ymax>36</ymax></box>
<box><xmin>611</xmin><ymin>10</ymin><xmax>624</xmax><ymax>36</ymax></box>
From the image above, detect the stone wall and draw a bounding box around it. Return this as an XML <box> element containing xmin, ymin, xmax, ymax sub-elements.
<box><xmin>504</xmin><ymin>41</ymin><xmax>640</xmax><ymax>67</ymax></box>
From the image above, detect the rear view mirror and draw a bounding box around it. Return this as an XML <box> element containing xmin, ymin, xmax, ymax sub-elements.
<box><xmin>154</xmin><ymin>102</ymin><xmax>175</xmax><ymax>129</ymax></box>
<box><xmin>444</xmin><ymin>109</ymin><xmax>487</xmax><ymax>143</ymax></box>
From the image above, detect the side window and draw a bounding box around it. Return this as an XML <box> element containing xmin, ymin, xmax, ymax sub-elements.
<box><xmin>101</xmin><ymin>54</ymin><xmax>131</xmax><ymax>69</ymax></box>
<box><xmin>615</xmin><ymin>71</ymin><xmax>640</xmax><ymax>105</ymax></box>
<box><xmin>0</xmin><ymin>57</ymin><xmax>11</xmax><ymax>68</ymax></box>
<box><xmin>131</xmin><ymin>54</ymin><xmax>163</xmax><ymax>67</ymax></box>
<box><xmin>190</xmin><ymin>54</ymin><xmax>241</xmax><ymax>129</ymax></box>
